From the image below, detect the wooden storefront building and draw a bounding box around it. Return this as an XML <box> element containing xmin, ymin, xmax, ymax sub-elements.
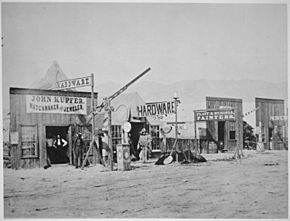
<box><xmin>255</xmin><ymin>97</ymin><xmax>287</xmax><ymax>150</ymax></box>
<box><xmin>206</xmin><ymin>96</ymin><xmax>243</xmax><ymax>152</ymax></box>
<box><xmin>9</xmin><ymin>87</ymin><xmax>98</xmax><ymax>169</ymax></box>
<box><xmin>9</xmin><ymin>87</ymin><xmax>163</xmax><ymax>169</ymax></box>
<box><xmin>109</xmin><ymin>92</ymin><xmax>161</xmax><ymax>154</ymax></box>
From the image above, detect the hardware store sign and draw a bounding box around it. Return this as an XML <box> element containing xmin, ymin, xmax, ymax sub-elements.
<box><xmin>26</xmin><ymin>95</ymin><xmax>87</xmax><ymax>115</ymax></box>
<box><xmin>195</xmin><ymin>109</ymin><xmax>235</xmax><ymax>121</ymax></box>
<box><xmin>137</xmin><ymin>101</ymin><xmax>175</xmax><ymax>117</ymax></box>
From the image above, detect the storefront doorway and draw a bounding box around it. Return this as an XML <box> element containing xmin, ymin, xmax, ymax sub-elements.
<box><xmin>130</xmin><ymin>122</ymin><xmax>146</xmax><ymax>158</ymax></box>
<box><xmin>218</xmin><ymin>121</ymin><xmax>225</xmax><ymax>149</ymax></box>
<box><xmin>46</xmin><ymin>126</ymin><xmax>69</xmax><ymax>164</ymax></box>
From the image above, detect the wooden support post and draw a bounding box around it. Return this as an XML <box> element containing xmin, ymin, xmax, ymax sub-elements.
<box><xmin>91</xmin><ymin>73</ymin><xmax>97</xmax><ymax>165</ymax></box>
<box><xmin>81</xmin><ymin>74</ymin><xmax>97</xmax><ymax>169</ymax></box>
<box><xmin>173</xmin><ymin>94</ymin><xmax>179</xmax><ymax>163</ymax></box>
<box><xmin>194</xmin><ymin>111</ymin><xmax>199</xmax><ymax>154</ymax></box>
<box><xmin>107</xmin><ymin>99</ymin><xmax>114</xmax><ymax>171</ymax></box>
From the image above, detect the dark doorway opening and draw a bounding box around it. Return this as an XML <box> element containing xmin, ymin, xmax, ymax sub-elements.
<box><xmin>129</xmin><ymin>122</ymin><xmax>146</xmax><ymax>158</ymax></box>
<box><xmin>268</xmin><ymin>127</ymin><xmax>274</xmax><ymax>150</ymax></box>
<box><xmin>46</xmin><ymin>126</ymin><xmax>69</xmax><ymax>164</ymax></box>
<box><xmin>269</xmin><ymin>127</ymin><xmax>274</xmax><ymax>142</ymax></box>
<box><xmin>218</xmin><ymin>121</ymin><xmax>225</xmax><ymax>150</ymax></box>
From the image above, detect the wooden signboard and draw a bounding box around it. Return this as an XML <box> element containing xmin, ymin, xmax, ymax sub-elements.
<box><xmin>26</xmin><ymin>94</ymin><xmax>87</xmax><ymax>115</ymax></box>
<box><xmin>195</xmin><ymin>109</ymin><xmax>235</xmax><ymax>122</ymax></box>
<box><xmin>137</xmin><ymin>101</ymin><xmax>175</xmax><ymax>117</ymax></box>
<box><xmin>56</xmin><ymin>76</ymin><xmax>92</xmax><ymax>90</ymax></box>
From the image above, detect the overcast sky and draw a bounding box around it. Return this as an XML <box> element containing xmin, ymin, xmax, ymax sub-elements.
<box><xmin>1</xmin><ymin>2</ymin><xmax>287</xmax><ymax>108</ymax></box>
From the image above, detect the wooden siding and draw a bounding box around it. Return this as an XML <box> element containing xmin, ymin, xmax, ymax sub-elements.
<box><xmin>255</xmin><ymin>97</ymin><xmax>285</xmax><ymax>150</ymax></box>
<box><xmin>9</xmin><ymin>87</ymin><xmax>98</xmax><ymax>169</ymax></box>
<box><xmin>206</xmin><ymin>97</ymin><xmax>243</xmax><ymax>152</ymax></box>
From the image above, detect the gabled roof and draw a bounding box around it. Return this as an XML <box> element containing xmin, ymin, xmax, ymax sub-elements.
<box><xmin>30</xmin><ymin>61</ymin><xmax>75</xmax><ymax>91</ymax></box>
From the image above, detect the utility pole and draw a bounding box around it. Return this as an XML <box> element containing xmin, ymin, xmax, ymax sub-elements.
<box><xmin>194</xmin><ymin>111</ymin><xmax>198</xmax><ymax>154</ymax></box>
<box><xmin>173</xmin><ymin>92</ymin><xmax>179</xmax><ymax>163</ymax></box>
<box><xmin>81</xmin><ymin>73</ymin><xmax>97</xmax><ymax>169</ymax></box>
<box><xmin>91</xmin><ymin>73</ymin><xmax>97</xmax><ymax>165</ymax></box>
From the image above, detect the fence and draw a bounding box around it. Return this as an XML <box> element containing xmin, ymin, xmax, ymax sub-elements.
<box><xmin>164</xmin><ymin>138</ymin><xmax>218</xmax><ymax>154</ymax></box>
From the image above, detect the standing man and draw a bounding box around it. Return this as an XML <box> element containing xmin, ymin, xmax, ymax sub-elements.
<box><xmin>101</xmin><ymin>130</ymin><xmax>109</xmax><ymax>166</ymax></box>
<box><xmin>44</xmin><ymin>137</ymin><xmax>54</xmax><ymax>169</ymax></box>
<box><xmin>160</xmin><ymin>128</ymin><xmax>167</xmax><ymax>154</ymax></box>
<box><xmin>138</xmin><ymin>128</ymin><xmax>151</xmax><ymax>163</ymax></box>
<box><xmin>53</xmin><ymin>134</ymin><xmax>68</xmax><ymax>149</ymax></box>
<box><xmin>53</xmin><ymin>134</ymin><xmax>69</xmax><ymax>163</ymax></box>
<box><xmin>74</xmin><ymin>133</ymin><xmax>84</xmax><ymax>168</ymax></box>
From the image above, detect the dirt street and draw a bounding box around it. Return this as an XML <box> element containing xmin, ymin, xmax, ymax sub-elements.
<box><xmin>3</xmin><ymin>150</ymin><xmax>288</xmax><ymax>218</ymax></box>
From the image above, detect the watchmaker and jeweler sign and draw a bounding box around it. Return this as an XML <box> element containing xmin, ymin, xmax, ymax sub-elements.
<box><xmin>26</xmin><ymin>94</ymin><xmax>87</xmax><ymax>115</ymax></box>
<box><xmin>195</xmin><ymin>109</ymin><xmax>235</xmax><ymax>121</ymax></box>
<box><xmin>137</xmin><ymin>101</ymin><xmax>175</xmax><ymax>117</ymax></box>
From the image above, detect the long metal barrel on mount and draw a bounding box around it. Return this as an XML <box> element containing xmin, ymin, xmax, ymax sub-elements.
<box><xmin>97</xmin><ymin>67</ymin><xmax>151</xmax><ymax>111</ymax></box>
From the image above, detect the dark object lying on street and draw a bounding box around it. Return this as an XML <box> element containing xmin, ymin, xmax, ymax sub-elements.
<box><xmin>155</xmin><ymin>150</ymin><xmax>207</xmax><ymax>165</ymax></box>
<box><xmin>43</xmin><ymin>165</ymin><xmax>51</xmax><ymax>169</ymax></box>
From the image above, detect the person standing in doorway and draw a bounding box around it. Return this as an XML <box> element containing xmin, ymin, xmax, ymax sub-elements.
<box><xmin>74</xmin><ymin>133</ymin><xmax>84</xmax><ymax>168</ymax></box>
<box><xmin>53</xmin><ymin>134</ymin><xmax>68</xmax><ymax>163</ymax></box>
<box><xmin>53</xmin><ymin>134</ymin><xmax>68</xmax><ymax>149</ymax></box>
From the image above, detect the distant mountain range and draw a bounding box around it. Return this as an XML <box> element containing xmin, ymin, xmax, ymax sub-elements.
<box><xmin>2</xmin><ymin>79</ymin><xmax>287</xmax><ymax>118</ymax></box>
<box><xmin>95</xmin><ymin>79</ymin><xmax>288</xmax><ymax>104</ymax></box>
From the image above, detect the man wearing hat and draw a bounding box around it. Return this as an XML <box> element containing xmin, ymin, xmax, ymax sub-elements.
<box><xmin>138</xmin><ymin>128</ymin><xmax>151</xmax><ymax>163</ymax></box>
<box><xmin>101</xmin><ymin>129</ymin><xmax>110</xmax><ymax>166</ymax></box>
<box><xmin>74</xmin><ymin>133</ymin><xmax>84</xmax><ymax>168</ymax></box>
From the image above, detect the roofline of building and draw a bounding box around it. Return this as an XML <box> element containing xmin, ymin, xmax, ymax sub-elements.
<box><xmin>255</xmin><ymin>97</ymin><xmax>285</xmax><ymax>103</ymax></box>
<box><xmin>206</xmin><ymin>96</ymin><xmax>242</xmax><ymax>103</ymax></box>
<box><xmin>10</xmin><ymin>87</ymin><xmax>98</xmax><ymax>98</ymax></box>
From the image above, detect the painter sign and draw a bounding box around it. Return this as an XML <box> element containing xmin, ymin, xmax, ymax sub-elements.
<box><xmin>195</xmin><ymin>109</ymin><xmax>235</xmax><ymax>121</ymax></box>
<box><xmin>270</xmin><ymin>116</ymin><xmax>288</xmax><ymax>121</ymax></box>
<box><xmin>137</xmin><ymin>101</ymin><xmax>175</xmax><ymax>117</ymax></box>
<box><xmin>26</xmin><ymin>95</ymin><xmax>87</xmax><ymax>115</ymax></box>
<box><xmin>56</xmin><ymin>76</ymin><xmax>92</xmax><ymax>89</ymax></box>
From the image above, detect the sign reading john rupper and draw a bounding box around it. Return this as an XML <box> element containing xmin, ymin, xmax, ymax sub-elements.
<box><xmin>56</xmin><ymin>76</ymin><xmax>92</xmax><ymax>89</ymax></box>
<box><xmin>26</xmin><ymin>95</ymin><xmax>87</xmax><ymax>115</ymax></box>
<box><xmin>195</xmin><ymin>109</ymin><xmax>235</xmax><ymax>121</ymax></box>
<box><xmin>137</xmin><ymin>101</ymin><xmax>175</xmax><ymax>117</ymax></box>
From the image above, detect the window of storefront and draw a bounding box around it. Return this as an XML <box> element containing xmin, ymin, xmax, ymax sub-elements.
<box><xmin>20</xmin><ymin>125</ymin><xmax>38</xmax><ymax>158</ymax></box>
<box><xmin>111</xmin><ymin>125</ymin><xmax>122</xmax><ymax>151</ymax></box>
<box><xmin>229</xmin><ymin>121</ymin><xmax>236</xmax><ymax>140</ymax></box>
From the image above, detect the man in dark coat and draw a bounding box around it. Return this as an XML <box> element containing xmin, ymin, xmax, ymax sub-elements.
<box><xmin>74</xmin><ymin>133</ymin><xmax>84</xmax><ymax>168</ymax></box>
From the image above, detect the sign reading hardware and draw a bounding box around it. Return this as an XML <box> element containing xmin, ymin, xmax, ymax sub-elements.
<box><xmin>56</xmin><ymin>76</ymin><xmax>92</xmax><ymax>89</ymax></box>
<box><xmin>195</xmin><ymin>109</ymin><xmax>235</xmax><ymax>121</ymax></box>
<box><xmin>137</xmin><ymin>101</ymin><xmax>175</xmax><ymax>117</ymax></box>
<box><xmin>26</xmin><ymin>95</ymin><xmax>87</xmax><ymax>115</ymax></box>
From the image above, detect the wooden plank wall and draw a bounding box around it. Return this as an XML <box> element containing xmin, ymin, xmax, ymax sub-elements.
<box><xmin>10</xmin><ymin>88</ymin><xmax>98</xmax><ymax>169</ymax></box>
<box><xmin>255</xmin><ymin>98</ymin><xmax>285</xmax><ymax>150</ymax></box>
<box><xmin>206</xmin><ymin>97</ymin><xmax>243</xmax><ymax>152</ymax></box>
